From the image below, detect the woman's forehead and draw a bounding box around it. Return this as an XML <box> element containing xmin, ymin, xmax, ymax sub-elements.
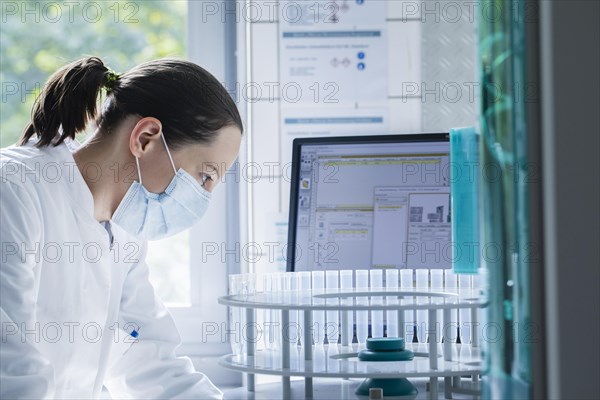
<box><xmin>177</xmin><ymin>126</ymin><xmax>241</xmax><ymax>169</ymax></box>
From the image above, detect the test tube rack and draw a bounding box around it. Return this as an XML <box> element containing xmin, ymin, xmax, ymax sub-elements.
<box><xmin>219</xmin><ymin>270</ymin><xmax>486</xmax><ymax>400</ymax></box>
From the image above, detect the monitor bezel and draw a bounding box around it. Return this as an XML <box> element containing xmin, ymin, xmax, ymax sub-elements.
<box><xmin>286</xmin><ymin>133</ymin><xmax>450</xmax><ymax>272</ymax></box>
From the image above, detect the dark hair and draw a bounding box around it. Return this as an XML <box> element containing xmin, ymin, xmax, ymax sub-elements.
<box><xmin>20</xmin><ymin>56</ymin><xmax>243</xmax><ymax>148</ymax></box>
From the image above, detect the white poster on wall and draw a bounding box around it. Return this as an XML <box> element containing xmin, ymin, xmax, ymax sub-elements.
<box><xmin>281</xmin><ymin>106</ymin><xmax>389</xmax><ymax>136</ymax></box>
<box><xmin>279</xmin><ymin>0</ymin><xmax>386</xmax><ymax>28</ymax></box>
<box><xmin>279</xmin><ymin>29</ymin><xmax>388</xmax><ymax>105</ymax></box>
<box><xmin>279</xmin><ymin>106</ymin><xmax>389</xmax><ymax>165</ymax></box>
<box><xmin>279</xmin><ymin>0</ymin><xmax>388</xmax><ymax>105</ymax></box>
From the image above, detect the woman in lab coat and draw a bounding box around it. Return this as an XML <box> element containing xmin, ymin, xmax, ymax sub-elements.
<box><xmin>0</xmin><ymin>56</ymin><xmax>242</xmax><ymax>399</ymax></box>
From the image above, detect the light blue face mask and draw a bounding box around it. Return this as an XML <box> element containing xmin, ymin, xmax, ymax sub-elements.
<box><xmin>111</xmin><ymin>133</ymin><xmax>211</xmax><ymax>241</ymax></box>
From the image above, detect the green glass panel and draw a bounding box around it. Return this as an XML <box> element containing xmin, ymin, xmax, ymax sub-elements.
<box><xmin>478</xmin><ymin>0</ymin><xmax>532</xmax><ymax>398</ymax></box>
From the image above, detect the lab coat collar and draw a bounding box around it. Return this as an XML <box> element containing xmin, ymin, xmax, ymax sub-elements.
<box><xmin>22</xmin><ymin>136</ymin><xmax>97</xmax><ymax>223</ymax></box>
<box><xmin>18</xmin><ymin>136</ymin><xmax>112</xmax><ymax>243</ymax></box>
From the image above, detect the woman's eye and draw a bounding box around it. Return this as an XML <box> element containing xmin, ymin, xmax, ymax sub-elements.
<box><xmin>200</xmin><ymin>173</ymin><xmax>213</xmax><ymax>187</ymax></box>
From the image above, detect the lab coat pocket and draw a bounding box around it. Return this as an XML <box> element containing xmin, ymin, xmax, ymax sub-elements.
<box><xmin>105</xmin><ymin>324</ymin><xmax>138</xmax><ymax>371</ymax></box>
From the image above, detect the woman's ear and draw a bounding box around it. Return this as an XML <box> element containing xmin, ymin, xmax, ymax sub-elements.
<box><xmin>129</xmin><ymin>117</ymin><xmax>163</xmax><ymax>158</ymax></box>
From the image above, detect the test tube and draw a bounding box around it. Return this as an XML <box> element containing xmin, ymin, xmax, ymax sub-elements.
<box><xmin>400</xmin><ymin>269</ymin><xmax>413</xmax><ymax>289</ymax></box>
<box><xmin>279</xmin><ymin>274</ymin><xmax>292</xmax><ymax>397</ymax></box>
<box><xmin>311</xmin><ymin>271</ymin><xmax>325</xmax><ymax>344</ymax></box>
<box><xmin>241</xmin><ymin>274</ymin><xmax>257</xmax><ymax>392</ymax></box>
<box><xmin>458</xmin><ymin>274</ymin><xmax>472</xmax><ymax>345</ymax></box>
<box><xmin>273</xmin><ymin>273</ymin><xmax>285</xmax><ymax>348</ymax></box>
<box><xmin>298</xmin><ymin>271</ymin><xmax>312</xmax><ymax>292</ymax></box>
<box><xmin>416</xmin><ymin>269</ymin><xmax>429</xmax><ymax>288</ymax></box>
<box><xmin>444</xmin><ymin>270</ymin><xmax>458</xmax><ymax>290</ymax></box>
<box><xmin>325</xmin><ymin>270</ymin><xmax>339</xmax><ymax>344</ymax></box>
<box><xmin>262</xmin><ymin>274</ymin><xmax>274</xmax><ymax>349</ymax></box>
<box><xmin>355</xmin><ymin>270</ymin><xmax>369</xmax><ymax>343</ymax></box>
<box><xmin>472</xmin><ymin>270</ymin><xmax>486</xmax><ymax>348</ymax></box>
<box><xmin>297</xmin><ymin>272</ymin><xmax>311</xmax><ymax>347</ymax></box>
<box><xmin>400</xmin><ymin>269</ymin><xmax>414</xmax><ymax>342</ymax></box>
<box><xmin>370</xmin><ymin>269</ymin><xmax>384</xmax><ymax>338</ymax></box>
<box><xmin>285</xmin><ymin>272</ymin><xmax>299</xmax><ymax>349</ymax></box>
<box><xmin>415</xmin><ymin>269</ymin><xmax>429</xmax><ymax>343</ymax></box>
<box><xmin>228</xmin><ymin>274</ymin><xmax>245</xmax><ymax>355</ymax></box>
<box><xmin>430</xmin><ymin>269</ymin><xmax>444</xmax><ymax>343</ymax></box>
<box><xmin>430</xmin><ymin>269</ymin><xmax>444</xmax><ymax>290</ymax></box>
<box><xmin>444</xmin><ymin>269</ymin><xmax>459</xmax><ymax>343</ymax></box>
<box><xmin>339</xmin><ymin>270</ymin><xmax>354</xmax><ymax>346</ymax></box>
<box><xmin>295</xmin><ymin>271</ymin><xmax>316</xmax><ymax>397</ymax></box>
<box><xmin>458</xmin><ymin>273</ymin><xmax>471</xmax><ymax>290</ymax></box>
<box><xmin>248</xmin><ymin>274</ymin><xmax>257</xmax><ymax>295</ymax></box>
<box><xmin>385</xmin><ymin>269</ymin><xmax>400</xmax><ymax>338</ymax></box>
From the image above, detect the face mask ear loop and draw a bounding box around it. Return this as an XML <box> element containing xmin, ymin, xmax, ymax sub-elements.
<box><xmin>135</xmin><ymin>156</ymin><xmax>143</xmax><ymax>186</ymax></box>
<box><xmin>160</xmin><ymin>132</ymin><xmax>178</xmax><ymax>175</ymax></box>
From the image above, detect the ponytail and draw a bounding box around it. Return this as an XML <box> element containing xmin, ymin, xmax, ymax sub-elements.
<box><xmin>20</xmin><ymin>56</ymin><xmax>243</xmax><ymax>149</ymax></box>
<box><xmin>20</xmin><ymin>56</ymin><xmax>114</xmax><ymax>147</ymax></box>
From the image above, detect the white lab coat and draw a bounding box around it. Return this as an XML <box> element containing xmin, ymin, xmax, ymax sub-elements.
<box><xmin>0</xmin><ymin>139</ymin><xmax>223</xmax><ymax>399</ymax></box>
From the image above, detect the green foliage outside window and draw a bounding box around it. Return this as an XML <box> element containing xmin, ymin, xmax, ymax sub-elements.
<box><xmin>1</xmin><ymin>0</ymin><xmax>187</xmax><ymax>147</ymax></box>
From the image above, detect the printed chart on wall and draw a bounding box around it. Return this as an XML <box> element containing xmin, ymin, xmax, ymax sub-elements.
<box><xmin>278</xmin><ymin>0</ymin><xmax>389</xmax><ymax>138</ymax></box>
<box><xmin>279</xmin><ymin>106</ymin><xmax>389</xmax><ymax>166</ymax></box>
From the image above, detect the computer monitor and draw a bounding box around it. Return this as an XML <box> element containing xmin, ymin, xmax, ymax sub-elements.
<box><xmin>286</xmin><ymin>133</ymin><xmax>451</xmax><ymax>272</ymax></box>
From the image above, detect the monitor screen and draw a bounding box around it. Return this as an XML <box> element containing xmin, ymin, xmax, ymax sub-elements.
<box><xmin>287</xmin><ymin>134</ymin><xmax>451</xmax><ymax>272</ymax></box>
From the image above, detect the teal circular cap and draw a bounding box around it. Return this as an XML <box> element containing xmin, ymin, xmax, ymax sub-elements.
<box><xmin>355</xmin><ymin>377</ymin><xmax>418</xmax><ymax>397</ymax></box>
<box><xmin>366</xmin><ymin>337</ymin><xmax>405</xmax><ymax>351</ymax></box>
<box><xmin>358</xmin><ymin>349</ymin><xmax>414</xmax><ymax>362</ymax></box>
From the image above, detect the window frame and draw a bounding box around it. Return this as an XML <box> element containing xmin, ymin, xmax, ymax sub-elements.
<box><xmin>166</xmin><ymin>0</ymin><xmax>245</xmax><ymax>357</ymax></box>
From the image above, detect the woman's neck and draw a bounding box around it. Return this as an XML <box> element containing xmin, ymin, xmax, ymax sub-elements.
<box><xmin>72</xmin><ymin>134</ymin><xmax>131</xmax><ymax>222</ymax></box>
